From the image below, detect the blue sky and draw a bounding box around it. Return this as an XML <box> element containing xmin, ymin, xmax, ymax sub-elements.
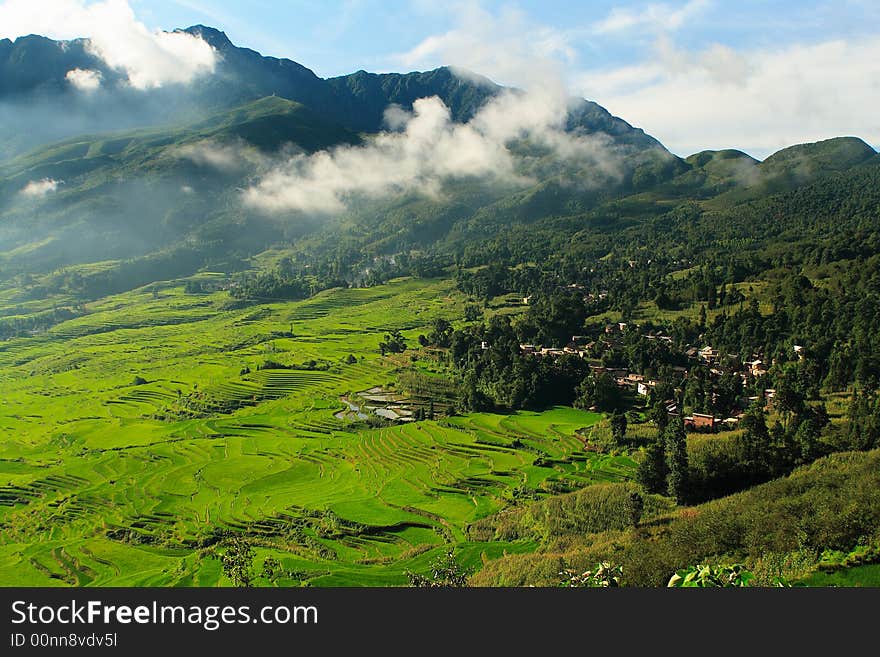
<box><xmin>2</xmin><ymin>1</ymin><xmax>879</xmax><ymax>156</ymax></box>
<box><xmin>132</xmin><ymin>1</ymin><xmax>877</xmax><ymax>80</ymax></box>
<box><xmin>135</xmin><ymin>0</ymin><xmax>880</xmax><ymax>156</ymax></box>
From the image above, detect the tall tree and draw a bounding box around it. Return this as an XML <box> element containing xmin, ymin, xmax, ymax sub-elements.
<box><xmin>665</xmin><ymin>417</ymin><xmax>690</xmax><ymax>505</ymax></box>
<box><xmin>610</xmin><ymin>410</ymin><xmax>628</xmax><ymax>446</ymax></box>
<box><xmin>637</xmin><ymin>432</ymin><xmax>668</xmax><ymax>495</ymax></box>
<box><xmin>649</xmin><ymin>400</ymin><xmax>670</xmax><ymax>432</ymax></box>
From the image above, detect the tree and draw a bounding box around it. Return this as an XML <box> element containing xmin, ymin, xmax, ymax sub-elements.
<box><xmin>847</xmin><ymin>389</ymin><xmax>880</xmax><ymax>450</ymax></box>
<box><xmin>379</xmin><ymin>329</ymin><xmax>407</xmax><ymax>355</ymax></box>
<box><xmin>624</xmin><ymin>491</ymin><xmax>644</xmax><ymax>528</ymax></box>
<box><xmin>825</xmin><ymin>341</ymin><xmax>853</xmax><ymax>392</ymax></box>
<box><xmin>426</xmin><ymin>318</ymin><xmax>453</xmax><ymax>348</ymax></box>
<box><xmin>794</xmin><ymin>417</ymin><xmax>824</xmax><ymax>464</ymax></box>
<box><xmin>610</xmin><ymin>410</ymin><xmax>627</xmax><ymax>446</ymax></box>
<box><xmin>575</xmin><ymin>373</ymin><xmax>621</xmax><ymax>412</ymax></box>
<box><xmin>665</xmin><ymin>417</ymin><xmax>690</xmax><ymax>505</ymax></box>
<box><xmin>406</xmin><ymin>549</ymin><xmax>469</xmax><ymax>587</ymax></box>
<box><xmin>654</xmin><ymin>288</ymin><xmax>674</xmax><ymax>310</ymax></box>
<box><xmin>220</xmin><ymin>536</ymin><xmax>255</xmax><ymax>587</ymax></box>
<box><xmin>522</xmin><ymin>288</ymin><xmax>588</xmax><ymax>347</ymax></box>
<box><xmin>775</xmin><ymin>374</ymin><xmax>805</xmax><ymax>431</ymax></box>
<box><xmin>260</xmin><ymin>556</ymin><xmax>283</xmax><ymax>585</ymax></box>
<box><xmin>464</xmin><ymin>304</ymin><xmax>482</xmax><ymax>322</ymax></box>
<box><xmin>649</xmin><ymin>400</ymin><xmax>669</xmax><ymax>432</ymax></box>
<box><xmin>637</xmin><ymin>433</ymin><xmax>667</xmax><ymax>495</ymax></box>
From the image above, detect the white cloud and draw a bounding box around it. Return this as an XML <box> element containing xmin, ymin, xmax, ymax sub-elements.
<box><xmin>392</xmin><ymin>2</ymin><xmax>877</xmax><ymax>159</ymax></box>
<box><xmin>65</xmin><ymin>68</ymin><xmax>102</xmax><ymax>90</ymax></box>
<box><xmin>20</xmin><ymin>178</ymin><xmax>61</xmax><ymax>197</ymax></box>
<box><xmin>243</xmin><ymin>88</ymin><xmax>626</xmax><ymax>215</ymax></box>
<box><xmin>593</xmin><ymin>0</ymin><xmax>710</xmax><ymax>35</ymax></box>
<box><xmin>577</xmin><ymin>37</ymin><xmax>880</xmax><ymax>157</ymax></box>
<box><xmin>176</xmin><ymin>140</ymin><xmax>259</xmax><ymax>172</ymax></box>
<box><xmin>0</xmin><ymin>0</ymin><xmax>216</xmax><ymax>89</ymax></box>
<box><xmin>243</xmin><ymin>96</ymin><xmax>518</xmax><ymax>214</ymax></box>
<box><xmin>392</xmin><ymin>4</ymin><xmax>574</xmax><ymax>93</ymax></box>
<box><xmin>245</xmin><ymin>5</ymin><xmax>636</xmax><ymax>216</ymax></box>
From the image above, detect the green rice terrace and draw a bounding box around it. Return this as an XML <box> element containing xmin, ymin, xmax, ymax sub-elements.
<box><xmin>0</xmin><ymin>276</ymin><xmax>632</xmax><ymax>586</ymax></box>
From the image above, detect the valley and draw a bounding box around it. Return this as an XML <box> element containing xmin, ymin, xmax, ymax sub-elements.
<box><xmin>1</xmin><ymin>21</ymin><xmax>879</xmax><ymax>589</ymax></box>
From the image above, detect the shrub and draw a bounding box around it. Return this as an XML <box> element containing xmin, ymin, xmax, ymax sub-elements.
<box><xmin>667</xmin><ymin>564</ymin><xmax>755</xmax><ymax>587</ymax></box>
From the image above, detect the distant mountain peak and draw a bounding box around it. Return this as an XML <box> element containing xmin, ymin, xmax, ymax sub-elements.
<box><xmin>182</xmin><ymin>25</ymin><xmax>233</xmax><ymax>50</ymax></box>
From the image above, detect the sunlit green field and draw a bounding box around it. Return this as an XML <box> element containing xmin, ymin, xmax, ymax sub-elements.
<box><xmin>0</xmin><ymin>276</ymin><xmax>630</xmax><ymax>586</ymax></box>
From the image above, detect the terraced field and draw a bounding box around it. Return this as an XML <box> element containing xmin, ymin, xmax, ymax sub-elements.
<box><xmin>0</xmin><ymin>276</ymin><xmax>631</xmax><ymax>586</ymax></box>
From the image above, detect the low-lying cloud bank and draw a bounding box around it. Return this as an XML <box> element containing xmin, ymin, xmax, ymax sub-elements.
<box><xmin>176</xmin><ymin>140</ymin><xmax>269</xmax><ymax>174</ymax></box>
<box><xmin>242</xmin><ymin>87</ymin><xmax>625</xmax><ymax>215</ymax></box>
<box><xmin>0</xmin><ymin>0</ymin><xmax>216</xmax><ymax>89</ymax></box>
<box><xmin>243</xmin><ymin>95</ymin><xmax>514</xmax><ymax>214</ymax></box>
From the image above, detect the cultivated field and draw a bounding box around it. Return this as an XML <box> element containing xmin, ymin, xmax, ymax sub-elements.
<box><xmin>0</xmin><ymin>276</ymin><xmax>631</xmax><ymax>586</ymax></box>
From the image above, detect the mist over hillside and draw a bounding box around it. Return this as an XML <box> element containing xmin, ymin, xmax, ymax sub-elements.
<box><xmin>0</xmin><ymin>25</ymin><xmax>875</xmax><ymax>302</ymax></box>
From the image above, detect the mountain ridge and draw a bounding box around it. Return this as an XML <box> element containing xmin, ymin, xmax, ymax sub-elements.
<box><xmin>0</xmin><ymin>25</ymin><xmax>876</xmax><ymax>298</ymax></box>
<box><xmin>0</xmin><ymin>24</ymin><xmax>666</xmax><ymax>157</ymax></box>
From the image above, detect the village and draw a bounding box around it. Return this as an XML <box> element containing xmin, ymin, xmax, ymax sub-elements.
<box><xmin>509</xmin><ymin>319</ymin><xmax>802</xmax><ymax>433</ymax></box>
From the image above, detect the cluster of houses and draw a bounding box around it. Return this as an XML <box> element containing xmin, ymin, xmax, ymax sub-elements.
<box><xmin>508</xmin><ymin>321</ymin><xmax>802</xmax><ymax>433</ymax></box>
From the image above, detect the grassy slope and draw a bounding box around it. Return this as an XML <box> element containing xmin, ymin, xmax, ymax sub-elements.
<box><xmin>0</xmin><ymin>276</ymin><xmax>629</xmax><ymax>586</ymax></box>
<box><xmin>470</xmin><ymin>448</ymin><xmax>880</xmax><ymax>587</ymax></box>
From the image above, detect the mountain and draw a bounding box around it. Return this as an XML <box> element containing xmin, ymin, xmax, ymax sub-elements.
<box><xmin>0</xmin><ymin>34</ymin><xmax>109</xmax><ymax>95</ymax></box>
<box><xmin>0</xmin><ymin>95</ymin><xmax>360</xmax><ymax>278</ymax></box>
<box><xmin>705</xmin><ymin>136</ymin><xmax>878</xmax><ymax>206</ymax></box>
<box><xmin>0</xmin><ymin>25</ymin><xmax>663</xmax><ymax>157</ymax></box>
<box><xmin>0</xmin><ymin>24</ymin><xmax>681</xmax><ymax>281</ymax></box>
<box><xmin>0</xmin><ymin>25</ymin><xmax>876</xmax><ymax>302</ymax></box>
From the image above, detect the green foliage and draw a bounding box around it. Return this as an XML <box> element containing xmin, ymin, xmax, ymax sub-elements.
<box><xmin>468</xmin><ymin>482</ymin><xmax>667</xmax><ymax>544</ymax></box>
<box><xmin>668</xmin><ymin>564</ymin><xmax>755</xmax><ymax>587</ymax></box>
<box><xmin>450</xmin><ymin>316</ymin><xmax>590</xmax><ymax>411</ymax></box>
<box><xmin>474</xmin><ymin>448</ymin><xmax>880</xmax><ymax>587</ymax></box>
<box><xmin>379</xmin><ymin>329</ymin><xmax>407</xmax><ymax>355</ymax></box>
<box><xmin>559</xmin><ymin>562</ymin><xmax>622</xmax><ymax>588</ymax></box>
<box><xmin>464</xmin><ymin>304</ymin><xmax>483</xmax><ymax>322</ymax></box>
<box><xmin>624</xmin><ymin>491</ymin><xmax>644</xmax><ymax>528</ymax></box>
<box><xmin>260</xmin><ymin>556</ymin><xmax>283</xmax><ymax>585</ymax></box>
<box><xmin>405</xmin><ymin>549</ymin><xmax>470</xmax><ymax>587</ymax></box>
<box><xmin>219</xmin><ymin>536</ymin><xmax>255</xmax><ymax>588</ymax></box>
<box><xmin>2</xmin><ymin>34</ymin><xmax>880</xmax><ymax>592</ymax></box>
<box><xmin>637</xmin><ymin>434</ymin><xmax>668</xmax><ymax>495</ymax></box>
<box><xmin>665</xmin><ymin>417</ymin><xmax>690</xmax><ymax>505</ymax></box>
<box><xmin>575</xmin><ymin>373</ymin><xmax>623</xmax><ymax>413</ymax></box>
<box><xmin>847</xmin><ymin>389</ymin><xmax>880</xmax><ymax>450</ymax></box>
<box><xmin>610</xmin><ymin>410</ymin><xmax>628</xmax><ymax>445</ymax></box>
<box><xmin>418</xmin><ymin>318</ymin><xmax>453</xmax><ymax>348</ymax></box>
